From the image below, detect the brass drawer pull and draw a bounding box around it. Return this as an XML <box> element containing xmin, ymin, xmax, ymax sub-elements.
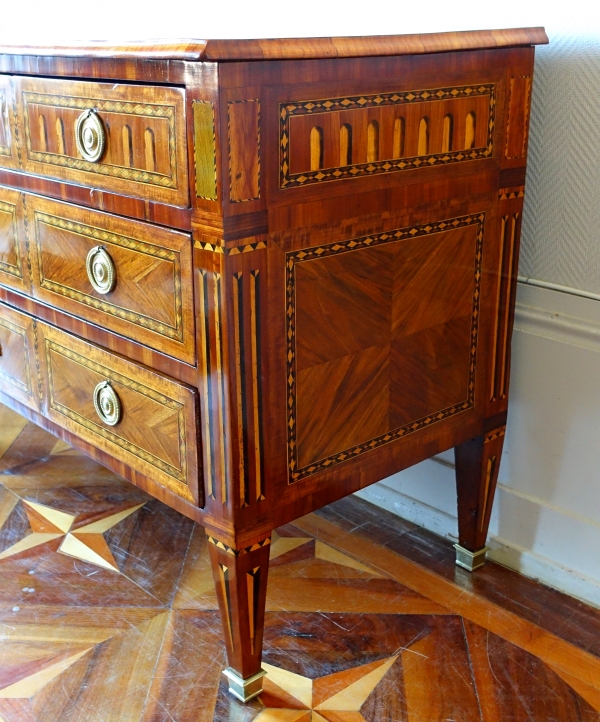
<box><xmin>86</xmin><ymin>246</ymin><xmax>116</xmax><ymax>294</ymax></box>
<box><xmin>93</xmin><ymin>380</ymin><xmax>121</xmax><ymax>426</ymax></box>
<box><xmin>75</xmin><ymin>109</ymin><xmax>106</xmax><ymax>162</ymax></box>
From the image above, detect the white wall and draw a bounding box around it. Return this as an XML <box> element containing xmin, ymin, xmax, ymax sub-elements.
<box><xmin>0</xmin><ymin>0</ymin><xmax>594</xmax><ymax>44</ymax></box>
<box><xmin>1</xmin><ymin>1</ymin><xmax>599</xmax><ymax>603</ymax></box>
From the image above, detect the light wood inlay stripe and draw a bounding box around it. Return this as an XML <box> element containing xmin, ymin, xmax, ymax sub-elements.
<box><xmin>294</xmin><ymin>514</ymin><xmax>600</xmax><ymax>694</ymax></box>
<box><xmin>219</xmin><ymin>563</ymin><xmax>234</xmax><ymax>650</ymax></box>
<box><xmin>247</xmin><ymin>566</ymin><xmax>260</xmax><ymax>654</ymax></box>
<box><xmin>250</xmin><ymin>270</ymin><xmax>264</xmax><ymax>501</ymax></box>
<box><xmin>232</xmin><ymin>272</ymin><xmax>248</xmax><ymax>507</ymax></box>
<box><xmin>198</xmin><ymin>270</ymin><xmax>215</xmax><ymax>500</ymax></box>
<box><xmin>480</xmin><ymin>455</ymin><xmax>496</xmax><ymax>532</ymax></box>
<box><xmin>490</xmin><ymin>216</ymin><xmax>506</xmax><ymax>401</ymax></box>
<box><xmin>193</xmin><ymin>100</ymin><xmax>218</xmax><ymax>200</ymax></box>
<box><xmin>213</xmin><ymin>272</ymin><xmax>228</xmax><ymax>505</ymax></box>
<box><xmin>499</xmin><ymin>214</ymin><xmax>519</xmax><ymax>398</ymax></box>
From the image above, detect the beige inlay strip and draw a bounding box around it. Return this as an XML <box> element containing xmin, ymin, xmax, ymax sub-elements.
<box><xmin>0</xmin><ymin>648</ymin><xmax>92</xmax><ymax>698</ymax></box>
<box><xmin>0</xmin><ymin>406</ymin><xmax>28</xmax><ymax>460</ymax></box>
<box><xmin>294</xmin><ymin>514</ymin><xmax>600</xmax><ymax>692</ymax></box>
<box><xmin>23</xmin><ymin>499</ymin><xmax>73</xmax><ymax>532</ymax></box>
<box><xmin>315</xmin><ymin>654</ymin><xmax>398</xmax><ymax>710</ymax></box>
<box><xmin>76</xmin><ymin>503</ymin><xmax>145</xmax><ymax>533</ymax></box>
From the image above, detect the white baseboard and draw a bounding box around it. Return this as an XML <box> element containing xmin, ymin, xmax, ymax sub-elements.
<box><xmin>355</xmin><ymin>483</ymin><xmax>458</xmax><ymax>540</ymax></box>
<box><xmin>356</xmin><ymin>482</ymin><xmax>600</xmax><ymax>610</ymax></box>
<box><xmin>355</xmin><ymin>280</ymin><xmax>600</xmax><ymax>610</ymax></box>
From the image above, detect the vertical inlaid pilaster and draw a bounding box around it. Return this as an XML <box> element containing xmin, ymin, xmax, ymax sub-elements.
<box><xmin>230</xmin><ymin>262</ymin><xmax>265</xmax><ymax>510</ymax></box>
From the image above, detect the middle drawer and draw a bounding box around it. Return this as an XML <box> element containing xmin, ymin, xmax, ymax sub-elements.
<box><xmin>26</xmin><ymin>194</ymin><xmax>196</xmax><ymax>364</ymax></box>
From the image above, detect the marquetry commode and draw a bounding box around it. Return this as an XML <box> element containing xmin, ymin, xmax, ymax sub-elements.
<box><xmin>0</xmin><ymin>29</ymin><xmax>547</xmax><ymax>702</ymax></box>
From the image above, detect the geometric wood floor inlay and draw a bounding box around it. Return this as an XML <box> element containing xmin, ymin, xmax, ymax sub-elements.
<box><xmin>0</xmin><ymin>402</ymin><xmax>599</xmax><ymax>721</ymax></box>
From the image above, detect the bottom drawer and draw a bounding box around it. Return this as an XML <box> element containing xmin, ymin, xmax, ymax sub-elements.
<box><xmin>0</xmin><ymin>302</ymin><xmax>41</xmax><ymax>412</ymax></box>
<box><xmin>38</xmin><ymin>323</ymin><xmax>202</xmax><ymax>505</ymax></box>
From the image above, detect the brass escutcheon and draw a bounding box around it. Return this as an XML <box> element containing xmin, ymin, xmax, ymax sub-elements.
<box><xmin>75</xmin><ymin>108</ymin><xmax>106</xmax><ymax>163</ymax></box>
<box><xmin>86</xmin><ymin>246</ymin><xmax>116</xmax><ymax>295</ymax></box>
<box><xmin>93</xmin><ymin>380</ymin><xmax>122</xmax><ymax>426</ymax></box>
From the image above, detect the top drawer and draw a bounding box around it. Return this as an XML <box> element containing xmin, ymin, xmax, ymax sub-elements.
<box><xmin>13</xmin><ymin>77</ymin><xmax>189</xmax><ymax>207</ymax></box>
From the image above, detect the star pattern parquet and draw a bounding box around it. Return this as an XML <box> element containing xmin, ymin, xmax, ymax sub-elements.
<box><xmin>0</xmin><ymin>402</ymin><xmax>599</xmax><ymax>721</ymax></box>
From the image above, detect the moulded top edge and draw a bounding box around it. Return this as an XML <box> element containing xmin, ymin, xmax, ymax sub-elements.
<box><xmin>0</xmin><ymin>27</ymin><xmax>548</xmax><ymax>62</ymax></box>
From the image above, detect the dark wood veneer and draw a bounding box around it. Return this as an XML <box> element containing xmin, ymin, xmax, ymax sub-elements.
<box><xmin>0</xmin><ymin>28</ymin><xmax>547</xmax><ymax>704</ymax></box>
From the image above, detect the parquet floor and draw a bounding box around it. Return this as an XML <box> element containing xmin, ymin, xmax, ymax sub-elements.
<box><xmin>0</xmin><ymin>402</ymin><xmax>599</xmax><ymax>721</ymax></box>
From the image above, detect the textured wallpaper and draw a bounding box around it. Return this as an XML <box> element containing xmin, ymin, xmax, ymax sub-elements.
<box><xmin>521</xmin><ymin>33</ymin><xmax>600</xmax><ymax>294</ymax></box>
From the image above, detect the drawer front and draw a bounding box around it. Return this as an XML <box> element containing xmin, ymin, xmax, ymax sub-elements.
<box><xmin>39</xmin><ymin>323</ymin><xmax>201</xmax><ymax>504</ymax></box>
<box><xmin>0</xmin><ymin>76</ymin><xmax>18</xmax><ymax>170</ymax></box>
<box><xmin>27</xmin><ymin>194</ymin><xmax>195</xmax><ymax>363</ymax></box>
<box><xmin>14</xmin><ymin>77</ymin><xmax>189</xmax><ymax>207</ymax></box>
<box><xmin>0</xmin><ymin>302</ymin><xmax>41</xmax><ymax>411</ymax></box>
<box><xmin>0</xmin><ymin>186</ymin><xmax>31</xmax><ymax>294</ymax></box>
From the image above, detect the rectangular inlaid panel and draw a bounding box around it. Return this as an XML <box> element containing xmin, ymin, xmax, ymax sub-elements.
<box><xmin>39</xmin><ymin>323</ymin><xmax>202</xmax><ymax>505</ymax></box>
<box><xmin>14</xmin><ymin>77</ymin><xmax>189</xmax><ymax>207</ymax></box>
<box><xmin>228</xmin><ymin>99</ymin><xmax>260</xmax><ymax>202</ymax></box>
<box><xmin>27</xmin><ymin>194</ymin><xmax>196</xmax><ymax>364</ymax></box>
<box><xmin>505</xmin><ymin>76</ymin><xmax>532</xmax><ymax>159</ymax></box>
<box><xmin>281</xmin><ymin>83</ymin><xmax>495</xmax><ymax>188</ymax></box>
<box><xmin>287</xmin><ymin>214</ymin><xmax>484</xmax><ymax>481</ymax></box>
<box><xmin>0</xmin><ymin>302</ymin><xmax>40</xmax><ymax>411</ymax></box>
<box><xmin>0</xmin><ymin>185</ymin><xmax>30</xmax><ymax>294</ymax></box>
<box><xmin>0</xmin><ymin>76</ymin><xmax>18</xmax><ymax>170</ymax></box>
<box><xmin>193</xmin><ymin>100</ymin><xmax>218</xmax><ymax>200</ymax></box>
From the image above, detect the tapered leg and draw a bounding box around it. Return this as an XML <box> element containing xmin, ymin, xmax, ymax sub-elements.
<box><xmin>207</xmin><ymin>532</ymin><xmax>271</xmax><ymax>702</ymax></box>
<box><xmin>454</xmin><ymin>426</ymin><xmax>506</xmax><ymax>571</ymax></box>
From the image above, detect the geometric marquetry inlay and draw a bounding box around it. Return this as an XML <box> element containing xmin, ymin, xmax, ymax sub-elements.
<box><xmin>257</xmin><ymin>654</ymin><xmax>399</xmax><ymax>720</ymax></box>
<box><xmin>22</xmin><ymin>92</ymin><xmax>178</xmax><ymax>189</ymax></box>
<box><xmin>287</xmin><ymin>214</ymin><xmax>484</xmax><ymax>482</ymax></box>
<box><xmin>194</xmin><ymin>99</ymin><xmax>218</xmax><ymax>200</ymax></box>
<box><xmin>0</xmin><ymin>499</ymin><xmax>145</xmax><ymax>572</ymax></box>
<box><xmin>281</xmin><ymin>84</ymin><xmax>496</xmax><ymax>188</ymax></box>
<box><xmin>490</xmin><ymin>213</ymin><xmax>521</xmax><ymax>402</ymax></box>
<box><xmin>32</xmin><ymin>211</ymin><xmax>185</xmax><ymax>342</ymax></box>
<box><xmin>505</xmin><ymin>76</ymin><xmax>532</xmax><ymax>159</ymax></box>
<box><xmin>197</xmin><ymin>269</ymin><xmax>229</xmax><ymax>505</ymax></box>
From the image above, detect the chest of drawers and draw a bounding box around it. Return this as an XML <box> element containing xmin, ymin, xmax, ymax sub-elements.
<box><xmin>0</xmin><ymin>28</ymin><xmax>547</xmax><ymax>703</ymax></box>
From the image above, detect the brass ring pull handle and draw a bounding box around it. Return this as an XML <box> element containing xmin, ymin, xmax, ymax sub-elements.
<box><xmin>75</xmin><ymin>108</ymin><xmax>106</xmax><ymax>162</ymax></box>
<box><xmin>93</xmin><ymin>380</ymin><xmax>122</xmax><ymax>426</ymax></box>
<box><xmin>86</xmin><ymin>246</ymin><xmax>116</xmax><ymax>294</ymax></box>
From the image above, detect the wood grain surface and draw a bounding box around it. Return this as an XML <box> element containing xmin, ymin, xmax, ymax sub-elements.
<box><xmin>0</xmin><ymin>76</ymin><xmax>18</xmax><ymax>170</ymax></box>
<box><xmin>0</xmin><ymin>186</ymin><xmax>30</xmax><ymax>295</ymax></box>
<box><xmin>14</xmin><ymin>77</ymin><xmax>189</xmax><ymax>207</ymax></box>
<box><xmin>0</xmin><ymin>414</ymin><xmax>597</xmax><ymax>722</ymax></box>
<box><xmin>38</xmin><ymin>323</ymin><xmax>202</xmax><ymax>506</ymax></box>
<box><xmin>26</xmin><ymin>193</ymin><xmax>196</xmax><ymax>364</ymax></box>
<box><xmin>0</xmin><ymin>303</ymin><xmax>40</xmax><ymax>412</ymax></box>
<box><xmin>0</xmin><ymin>28</ymin><xmax>548</xmax><ymax>61</ymax></box>
<box><xmin>0</xmin><ymin>32</ymin><xmax>545</xmax><ymax>692</ymax></box>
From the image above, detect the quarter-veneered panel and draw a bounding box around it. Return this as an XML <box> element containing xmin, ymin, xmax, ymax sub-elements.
<box><xmin>27</xmin><ymin>194</ymin><xmax>195</xmax><ymax>364</ymax></box>
<box><xmin>39</xmin><ymin>323</ymin><xmax>201</xmax><ymax>505</ymax></box>
<box><xmin>0</xmin><ymin>186</ymin><xmax>31</xmax><ymax>294</ymax></box>
<box><xmin>228</xmin><ymin>99</ymin><xmax>260</xmax><ymax>202</ymax></box>
<box><xmin>505</xmin><ymin>75</ymin><xmax>532</xmax><ymax>159</ymax></box>
<box><xmin>0</xmin><ymin>302</ymin><xmax>40</xmax><ymax>411</ymax></box>
<box><xmin>15</xmin><ymin>77</ymin><xmax>189</xmax><ymax>207</ymax></box>
<box><xmin>287</xmin><ymin>215</ymin><xmax>484</xmax><ymax>481</ymax></box>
